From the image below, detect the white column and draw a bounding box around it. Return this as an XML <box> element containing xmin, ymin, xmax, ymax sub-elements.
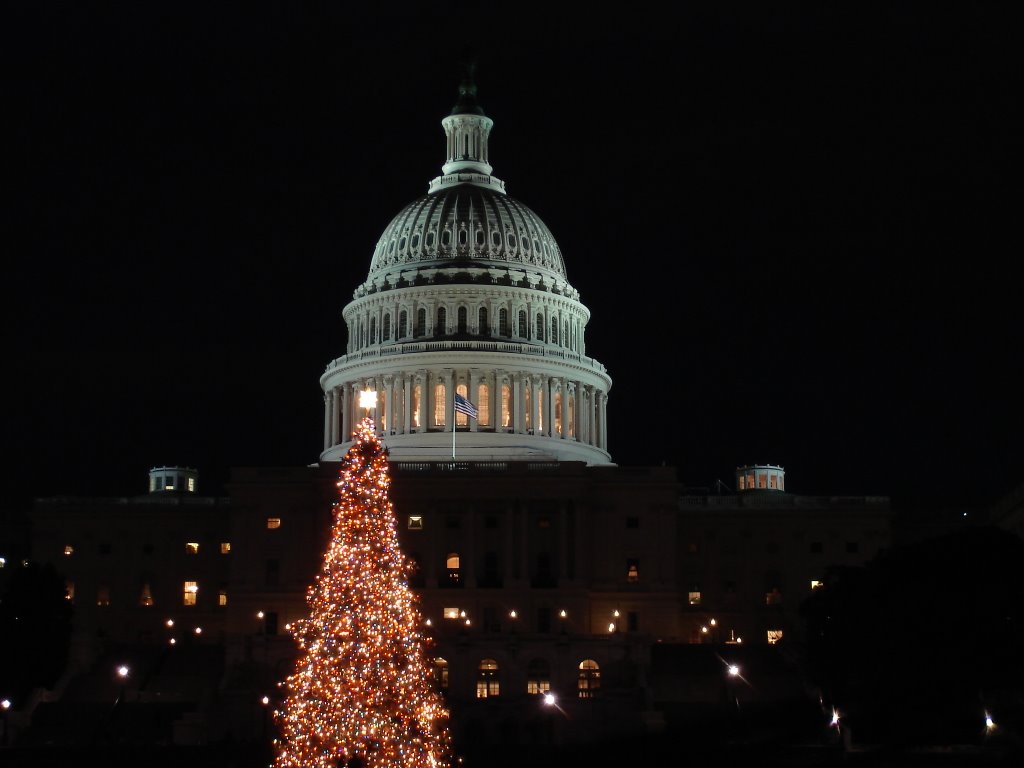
<box><xmin>323</xmin><ymin>392</ymin><xmax>331</xmax><ymax>451</ymax></box>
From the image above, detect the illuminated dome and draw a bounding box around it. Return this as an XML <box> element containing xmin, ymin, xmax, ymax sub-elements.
<box><xmin>320</xmin><ymin>69</ymin><xmax>612</xmax><ymax>465</ymax></box>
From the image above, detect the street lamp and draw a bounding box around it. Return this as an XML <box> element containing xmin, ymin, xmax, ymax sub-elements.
<box><xmin>116</xmin><ymin>665</ymin><xmax>130</xmax><ymax>706</ymax></box>
<box><xmin>1</xmin><ymin>699</ymin><xmax>11</xmax><ymax>747</ymax></box>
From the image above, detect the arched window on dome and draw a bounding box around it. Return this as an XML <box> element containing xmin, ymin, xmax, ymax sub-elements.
<box><xmin>369</xmin><ymin>317</ymin><xmax>377</xmax><ymax>344</ymax></box>
<box><xmin>412</xmin><ymin>383</ymin><xmax>421</xmax><ymax>429</ymax></box>
<box><xmin>518</xmin><ymin>310</ymin><xmax>527</xmax><ymax>339</ymax></box>
<box><xmin>398</xmin><ymin>311</ymin><xmax>408</xmax><ymax>339</ymax></box>
<box><xmin>578</xmin><ymin>660</ymin><xmax>600</xmax><ymax>699</ymax></box>
<box><xmin>456</xmin><ymin>383</ymin><xmax>470</xmax><ymax>428</ymax></box>
<box><xmin>475</xmin><ymin>228</ymin><xmax>485</xmax><ymax>247</ymax></box>
<box><xmin>524</xmin><ymin>387</ymin><xmax>532</xmax><ymax>432</ymax></box>
<box><xmin>435</xmin><ymin>307</ymin><xmax>446</xmax><ymax>337</ymax></box>
<box><xmin>554</xmin><ymin>391</ymin><xmax>563</xmax><ymax>437</ymax></box>
<box><xmin>501</xmin><ymin>383</ymin><xmax>512</xmax><ymax>429</ymax></box>
<box><xmin>477</xmin><ymin>383</ymin><xmax>490</xmax><ymax>427</ymax></box>
<box><xmin>416</xmin><ymin>308</ymin><xmax>427</xmax><ymax>338</ymax></box>
<box><xmin>457</xmin><ymin>307</ymin><xmax>468</xmax><ymax>334</ymax></box>
<box><xmin>433</xmin><ymin>383</ymin><xmax>446</xmax><ymax>428</ymax></box>
<box><xmin>478</xmin><ymin>307</ymin><xmax>488</xmax><ymax>336</ymax></box>
<box><xmin>491</xmin><ymin>230</ymin><xmax>501</xmax><ymax>248</ymax></box>
<box><xmin>382</xmin><ymin>313</ymin><xmax>391</xmax><ymax>341</ymax></box>
<box><xmin>550</xmin><ymin>318</ymin><xmax>558</xmax><ymax>345</ymax></box>
<box><xmin>499</xmin><ymin>308</ymin><xmax>509</xmax><ymax>337</ymax></box>
<box><xmin>535</xmin><ymin>314</ymin><xmax>544</xmax><ymax>342</ymax></box>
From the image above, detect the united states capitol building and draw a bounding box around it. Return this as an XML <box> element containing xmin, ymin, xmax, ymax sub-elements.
<box><xmin>19</xmin><ymin>72</ymin><xmax>892</xmax><ymax>754</ymax></box>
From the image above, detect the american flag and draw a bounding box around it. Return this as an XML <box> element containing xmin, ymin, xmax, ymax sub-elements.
<box><xmin>454</xmin><ymin>393</ymin><xmax>478</xmax><ymax>420</ymax></box>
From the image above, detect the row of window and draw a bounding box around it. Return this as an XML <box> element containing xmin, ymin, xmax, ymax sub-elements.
<box><xmin>433</xmin><ymin>657</ymin><xmax>600</xmax><ymax>700</ymax></box>
<box><xmin>62</xmin><ymin>541</ymin><xmax>238</xmax><ymax>556</ymax></box>
<box><xmin>354</xmin><ymin>381</ymin><xmax>579</xmax><ymax>437</ymax></box>
<box><xmin>72</xmin><ymin>580</ymin><xmax>229</xmax><ymax>608</ymax></box>
<box><xmin>384</xmin><ymin>224</ymin><xmax>547</xmax><ymax>257</ymax></box>
<box><xmin>353</xmin><ymin>306</ymin><xmax>580</xmax><ymax>352</ymax></box>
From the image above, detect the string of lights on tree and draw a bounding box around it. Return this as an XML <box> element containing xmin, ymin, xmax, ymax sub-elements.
<box><xmin>273</xmin><ymin>414</ymin><xmax>452</xmax><ymax>768</ymax></box>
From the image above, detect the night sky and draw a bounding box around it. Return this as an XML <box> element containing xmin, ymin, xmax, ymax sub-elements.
<box><xmin>6</xmin><ymin>4</ymin><xmax>1022</xmax><ymax>516</ymax></box>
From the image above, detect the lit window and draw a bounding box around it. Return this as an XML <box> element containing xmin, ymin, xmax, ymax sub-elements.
<box><xmin>578</xmin><ymin>660</ymin><xmax>601</xmax><ymax>699</ymax></box>
<box><xmin>220</xmin><ymin>542</ymin><xmax>231</xmax><ymax>554</ymax></box>
<box><xmin>183</xmin><ymin>581</ymin><xmax>198</xmax><ymax>606</ymax></box>
<box><xmin>446</xmin><ymin>553</ymin><xmax>461</xmax><ymax>585</ymax></box>
<box><xmin>476</xmin><ymin>658</ymin><xmax>500</xmax><ymax>698</ymax></box>
<box><xmin>97</xmin><ymin>585</ymin><xmax>110</xmax><ymax>607</ymax></box>
<box><xmin>139</xmin><ymin>583</ymin><xmax>153</xmax><ymax>607</ymax></box>
<box><xmin>526</xmin><ymin>658</ymin><xmax>551</xmax><ymax>694</ymax></box>
<box><xmin>443</xmin><ymin>607</ymin><xmax>460</xmax><ymax>620</ymax></box>
<box><xmin>64</xmin><ymin>545</ymin><xmax>74</xmax><ymax>556</ymax></box>
<box><xmin>218</xmin><ymin>590</ymin><xmax>228</xmax><ymax>607</ymax></box>
<box><xmin>434</xmin><ymin>658</ymin><xmax>449</xmax><ymax>690</ymax></box>
<box><xmin>185</xmin><ymin>542</ymin><xmax>199</xmax><ymax>554</ymax></box>
<box><xmin>477</xmin><ymin>383</ymin><xmax>490</xmax><ymax>426</ymax></box>
<box><xmin>769</xmin><ymin>475</ymin><xmax>778</xmax><ymax>489</ymax></box>
<box><xmin>65</xmin><ymin>580</ymin><xmax>74</xmax><ymax>601</ymax></box>
<box><xmin>626</xmin><ymin>559</ymin><xmax>639</xmax><ymax>583</ymax></box>
<box><xmin>408</xmin><ymin>516</ymin><xmax>423</xmax><ymax>530</ymax></box>
<box><xmin>738</xmin><ymin>474</ymin><xmax>746</xmax><ymax>490</ymax></box>
<box><xmin>767</xmin><ymin>629</ymin><xmax>784</xmax><ymax>645</ymax></box>
<box><xmin>187</xmin><ymin>477</ymin><xmax>196</xmax><ymax>492</ymax></box>
<box><xmin>500</xmin><ymin>384</ymin><xmax>511</xmax><ymax>428</ymax></box>
<box><xmin>811</xmin><ymin>580</ymin><xmax>824</xmax><ymax>590</ymax></box>
<box><xmin>433</xmin><ymin>383</ymin><xmax>446</xmax><ymax>427</ymax></box>
<box><xmin>266</xmin><ymin>518</ymin><xmax>281</xmax><ymax>530</ymax></box>
<box><xmin>456</xmin><ymin>384</ymin><xmax>469</xmax><ymax>426</ymax></box>
<box><xmin>688</xmin><ymin>589</ymin><xmax>701</xmax><ymax>606</ymax></box>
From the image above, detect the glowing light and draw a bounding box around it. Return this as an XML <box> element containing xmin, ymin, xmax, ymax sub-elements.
<box><xmin>262</xmin><ymin>696</ymin><xmax>271</xmax><ymax>706</ymax></box>
<box><xmin>727</xmin><ymin>665</ymin><xmax>740</xmax><ymax>677</ymax></box>
<box><xmin>608</xmin><ymin>623</ymin><xmax>616</xmax><ymax>632</ymax></box>
<box><xmin>1</xmin><ymin>699</ymin><xmax>11</xmax><ymax>710</ymax></box>
<box><xmin>194</xmin><ymin>626</ymin><xmax>202</xmax><ymax>635</ymax></box>
<box><xmin>166</xmin><ymin>619</ymin><xmax>174</xmax><ymax>627</ymax></box>
<box><xmin>257</xmin><ymin>611</ymin><xmax>265</xmax><ymax>619</ymax></box>
<box><xmin>831</xmin><ymin>709</ymin><xmax>840</xmax><ymax>727</ymax></box>
<box><xmin>425</xmin><ymin>618</ymin><xmax>432</xmax><ymax>626</ymax></box>
<box><xmin>985</xmin><ymin>712</ymin><xmax>995</xmax><ymax>730</ymax></box>
<box><xmin>559</xmin><ymin>610</ymin><xmax>567</xmax><ymax>618</ymax></box>
<box><xmin>509</xmin><ymin>610</ymin><xmax>517</xmax><ymax>619</ymax></box>
<box><xmin>169</xmin><ymin>638</ymin><xmax>176</xmax><ymax>645</ymax></box>
<box><xmin>701</xmin><ymin>626</ymin><xmax>708</xmax><ymax>634</ymax></box>
<box><xmin>612</xmin><ymin>609</ymin><xmax>620</xmax><ymax>617</ymax></box>
<box><xmin>359</xmin><ymin>390</ymin><xmax>378</xmax><ymax>410</ymax></box>
<box><xmin>117</xmin><ymin>665</ymin><xmax>129</xmax><ymax>679</ymax></box>
<box><xmin>709</xmin><ymin>618</ymin><xmax>716</xmax><ymax>626</ymax></box>
<box><xmin>543</xmin><ymin>693</ymin><xmax>556</xmax><ymax>706</ymax></box>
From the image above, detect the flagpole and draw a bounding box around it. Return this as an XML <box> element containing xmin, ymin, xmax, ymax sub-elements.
<box><xmin>452</xmin><ymin>406</ymin><xmax>457</xmax><ymax>459</ymax></box>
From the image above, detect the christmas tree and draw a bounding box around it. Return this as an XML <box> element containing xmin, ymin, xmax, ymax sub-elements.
<box><xmin>273</xmin><ymin>416</ymin><xmax>452</xmax><ymax>768</ymax></box>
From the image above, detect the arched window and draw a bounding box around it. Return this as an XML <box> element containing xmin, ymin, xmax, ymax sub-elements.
<box><xmin>578</xmin><ymin>660</ymin><xmax>601</xmax><ymax>699</ymax></box>
<box><xmin>456</xmin><ymin>383</ymin><xmax>470</xmax><ymax>427</ymax></box>
<box><xmin>526</xmin><ymin>658</ymin><xmax>551</xmax><ymax>694</ymax></box>
<box><xmin>501</xmin><ymin>384</ymin><xmax>512</xmax><ymax>428</ymax></box>
<box><xmin>499</xmin><ymin>308</ymin><xmax>509</xmax><ymax>337</ymax></box>
<box><xmin>412</xmin><ymin>383</ymin><xmax>421</xmax><ymax>428</ymax></box>
<box><xmin>535</xmin><ymin>314</ymin><xmax>544</xmax><ymax>342</ymax></box>
<box><xmin>446</xmin><ymin>553</ymin><xmax>461</xmax><ymax>586</ymax></box>
<box><xmin>518</xmin><ymin>310</ymin><xmax>527</xmax><ymax>338</ymax></box>
<box><xmin>434</xmin><ymin>657</ymin><xmax>449</xmax><ymax>691</ymax></box>
<box><xmin>369</xmin><ymin>317</ymin><xmax>377</xmax><ymax>344</ymax></box>
<box><xmin>382</xmin><ymin>313</ymin><xmax>391</xmax><ymax>341</ymax></box>
<box><xmin>476</xmin><ymin>659</ymin><xmax>500</xmax><ymax>698</ymax></box>
<box><xmin>457</xmin><ymin>306</ymin><xmax>468</xmax><ymax>334</ymax></box>
<box><xmin>436</xmin><ymin>307</ymin><xmax>447</xmax><ymax>337</ymax></box>
<box><xmin>478</xmin><ymin>307</ymin><xmax>488</xmax><ymax>336</ymax></box>
<box><xmin>433</xmin><ymin>383</ymin><xmax>446</xmax><ymax>427</ymax></box>
<box><xmin>550</xmin><ymin>317</ymin><xmax>558</xmax><ymax>345</ymax></box>
<box><xmin>416</xmin><ymin>308</ymin><xmax>427</xmax><ymax>337</ymax></box>
<box><xmin>477</xmin><ymin>383</ymin><xmax>490</xmax><ymax>427</ymax></box>
<box><xmin>554</xmin><ymin>391</ymin><xmax>563</xmax><ymax>436</ymax></box>
<box><xmin>398</xmin><ymin>310</ymin><xmax>408</xmax><ymax>338</ymax></box>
